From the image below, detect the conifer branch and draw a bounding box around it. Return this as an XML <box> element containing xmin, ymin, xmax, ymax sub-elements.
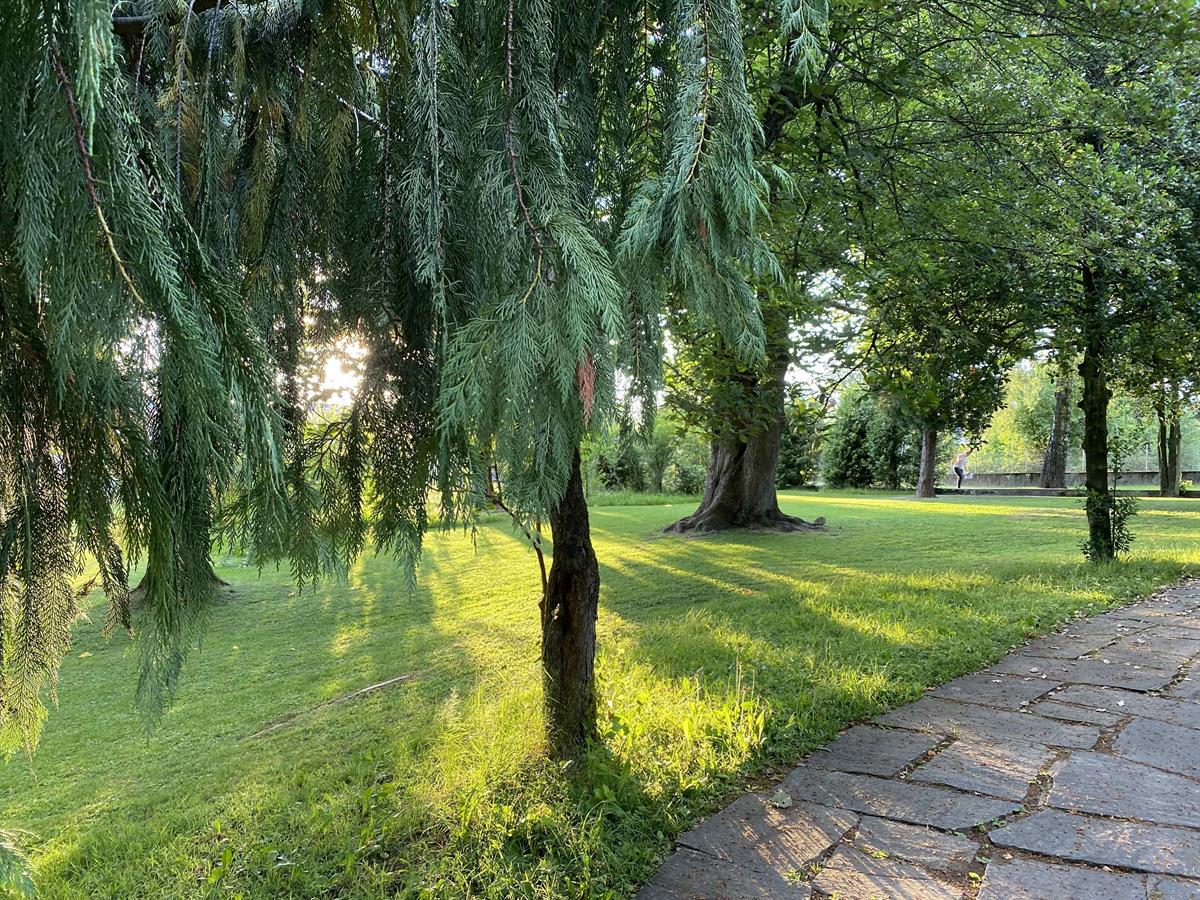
<box><xmin>505</xmin><ymin>0</ymin><xmax>546</xmax><ymax>297</ymax></box>
<box><xmin>685</xmin><ymin>0</ymin><xmax>714</xmax><ymax>185</ymax></box>
<box><xmin>50</xmin><ymin>44</ymin><xmax>146</xmax><ymax>307</ymax></box>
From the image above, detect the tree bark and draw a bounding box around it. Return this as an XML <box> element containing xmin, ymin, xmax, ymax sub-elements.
<box><xmin>665</xmin><ymin>347</ymin><xmax>823</xmax><ymax>533</ymax></box>
<box><xmin>1040</xmin><ymin>373</ymin><xmax>1072</xmax><ymax>489</ymax></box>
<box><xmin>542</xmin><ymin>449</ymin><xmax>600</xmax><ymax>761</ymax></box>
<box><xmin>916</xmin><ymin>427</ymin><xmax>938</xmax><ymax>498</ymax></box>
<box><xmin>1157</xmin><ymin>384</ymin><xmax>1182</xmax><ymax>498</ymax></box>
<box><xmin>1079</xmin><ymin>264</ymin><xmax>1114</xmax><ymax>561</ymax></box>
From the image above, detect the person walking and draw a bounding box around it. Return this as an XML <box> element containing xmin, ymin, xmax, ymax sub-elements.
<box><xmin>952</xmin><ymin>449</ymin><xmax>970</xmax><ymax>489</ymax></box>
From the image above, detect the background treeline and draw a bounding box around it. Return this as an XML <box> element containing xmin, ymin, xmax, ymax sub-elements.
<box><xmin>587</xmin><ymin>358</ymin><xmax>1200</xmax><ymax>497</ymax></box>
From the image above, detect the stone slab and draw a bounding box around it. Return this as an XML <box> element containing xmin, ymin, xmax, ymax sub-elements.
<box><xmin>1150</xmin><ymin>876</ymin><xmax>1200</xmax><ymax>899</ymax></box>
<box><xmin>985</xmin><ymin>655</ymin><xmax>1175</xmax><ymax>691</ymax></box>
<box><xmin>874</xmin><ymin>697</ymin><xmax>1099</xmax><ymax>749</ymax></box>
<box><xmin>1053</xmin><ymin>685</ymin><xmax>1200</xmax><ymax>731</ymax></box>
<box><xmin>929</xmin><ymin>673</ymin><xmax>1061</xmax><ymax>709</ymax></box>
<box><xmin>853</xmin><ymin>816</ymin><xmax>977</xmax><ymax>874</ymax></box>
<box><xmin>811</xmin><ymin>846</ymin><xmax>961</xmax><ymax>900</ymax></box>
<box><xmin>781</xmin><ymin>767</ymin><xmax>1018</xmax><ymax>831</ymax></box>
<box><xmin>636</xmin><ymin>848</ymin><xmax>811</xmax><ymax>899</ymax></box>
<box><xmin>676</xmin><ymin>793</ymin><xmax>855</xmax><ymax>876</ymax></box>
<box><xmin>1030</xmin><ymin>698</ymin><xmax>1124</xmax><ymax>726</ymax></box>
<box><xmin>1092</xmin><ymin>634</ymin><xmax>1200</xmax><ymax>668</ymax></box>
<box><xmin>1169</xmin><ymin>677</ymin><xmax>1200</xmax><ymax>701</ymax></box>
<box><xmin>1019</xmin><ymin>633</ymin><xmax>1114</xmax><ymax>659</ymax></box>
<box><xmin>806</xmin><ymin>725</ymin><xmax>942</xmax><ymax>778</ymax></box>
<box><xmin>909</xmin><ymin>739</ymin><xmax>1054</xmax><ymax>801</ymax></box>
<box><xmin>1114</xmin><ymin>717</ymin><xmax>1200</xmax><ymax>778</ymax></box>
<box><xmin>978</xmin><ymin>857</ymin><xmax>1146</xmax><ymax>900</ymax></box>
<box><xmin>1048</xmin><ymin>751</ymin><xmax>1200</xmax><ymax>828</ymax></box>
<box><xmin>991</xmin><ymin>809</ymin><xmax>1200</xmax><ymax>878</ymax></box>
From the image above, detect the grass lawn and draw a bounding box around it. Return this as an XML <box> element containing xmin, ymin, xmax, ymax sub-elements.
<box><xmin>4</xmin><ymin>491</ymin><xmax>1200</xmax><ymax>898</ymax></box>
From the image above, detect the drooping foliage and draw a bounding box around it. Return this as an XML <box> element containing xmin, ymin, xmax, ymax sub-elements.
<box><xmin>0</xmin><ymin>0</ymin><xmax>785</xmax><ymax>752</ymax></box>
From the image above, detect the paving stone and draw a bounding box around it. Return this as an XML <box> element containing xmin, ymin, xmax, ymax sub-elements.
<box><xmin>676</xmin><ymin>793</ymin><xmax>856</xmax><ymax>876</ymax></box>
<box><xmin>1149</xmin><ymin>875</ymin><xmax>1200</xmax><ymax>899</ymax></box>
<box><xmin>1048</xmin><ymin>751</ymin><xmax>1200</xmax><ymax>828</ymax></box>
<box><xmin>930</xmin><ymin>673</ymin><xmax>1062</xmax><ymax>709</ymax></box>
<box><xmin>986</xmin><ymin>654</ymin><xmax>1176</xmax><ymax>690</ymax></box>
<box><xmin>990</xmin><ymin>809</ymin><xmax>1200</xmax><ymax>877</ymax></box>
<box><xmin>1030</xmin><ymin>698</ymin><xmax>1124</xmax><ymax>726</ymax></box>
<box><xmin>1168</xmin><ymin>676</ymin><xmax>1200</xmax><ymax>701</ymax></box>
<box><xmin>853</xmin><ymin>816</ymin><xmax>977</xmax><ymax>874</ymax></box>
<box><xmin>636</xmin><ymin>848</ymin><xmax>811</xmax><ymax>899</ymax></box>
<box><xmin>1057</xmin><ymin>618</ymin><xmax>1153</xmax><ymax>640</ymax></box>
<box><xmin>1053</xmin><ymin>685</ymin><xmax>1200</xmax><ymax>731</ymax></box>
<box><xmin>874</xmin><ymin>697</ymin><xmax>1099</xmax><ymax>749</ymax></box>
<box><xmin>781</xmin><ymin>767</ymin><xmax>1018</xmax><ymax>830</ymax></box>
<box><xmin>909</xmin><ymin>739</ymin><xmax>1054</xmax><ymax>801</ymax></box>
<box><xmin>1114</xmin><ymin>717</ymin><xmax>1200</xmax><ymax>778</ymax></box>
<box><xmin>978</xmin><ymin>857</ymin><xmax>1146</xmax><ymax>900</ymax></box>
<box><xmin>811</xmin><ymin>846</ymin><xmax>961</xmax><ymax>900</ymax></box>
<box><xmin>1019</xmin><ymin>633</ymin><xmax>1114</xmax><ymax>659</ymax></box>
<box><xmin>806</xmin><ymin>725</ymin><xmax>943</xmax><ymax>777</ymax></box>
<box><xmin>1093</xmin><ymin>634</ymin><xmax>1200</xmax><ymax>668</ymax></box>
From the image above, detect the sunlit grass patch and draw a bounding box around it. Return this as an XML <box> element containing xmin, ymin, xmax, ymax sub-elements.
<box><xmin>3</xmin><ymin>490</ymin><xmax>1199</xmax><ymax>897</ymax></box>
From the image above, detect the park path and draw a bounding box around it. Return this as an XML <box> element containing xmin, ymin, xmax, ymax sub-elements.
<box><xmin>638</xmin><ymin>579</ymin><xmax>1200</xmax><ymax>899</ymax></box>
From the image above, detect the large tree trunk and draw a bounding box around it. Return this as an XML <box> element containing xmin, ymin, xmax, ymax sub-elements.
<box><xmin>665</xmin><ymin>347</ymin><xmax>823</xmax><ymax>534</ymax></box>
<box><xmin>542</xmin><ymin>449</ymin><xmax>600</xmax><ymax>761</ymax></box>
<box><xmin>916</xmin><ymin>427</ymin><xmax>938</xmax><ymax>498</ymax></box>
<box><xmin>1079</xmin><ymin>264</ymin><xmax>1114</xmax><ymax>561</ymax></box>
<box><xmin>1040</xmin><ymin>373</ymin><xmax>1072</xmax><ymax>488</ymax></box>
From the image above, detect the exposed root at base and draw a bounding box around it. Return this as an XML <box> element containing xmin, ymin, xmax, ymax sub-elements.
<box><xmin>664</xmin><ymin>512</ymin><xmax>827</xmax><ymax>535</ymax></box>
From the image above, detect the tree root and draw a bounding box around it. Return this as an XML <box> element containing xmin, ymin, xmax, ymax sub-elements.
<box><xmin>664</xmin><ymin>510</ymin><xmax>826</xmax><ymax>535</ymax></box>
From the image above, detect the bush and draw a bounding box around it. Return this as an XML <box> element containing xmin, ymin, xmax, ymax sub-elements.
<box><xmin>821</xmin><ymin>386</ymin><xmax>924</xmax><ymax>489</ymax></box>
<box><xmin>777</xmin><ymin>390</ymin><xmax>825</xmax><ymax>488</ymax></box>
<box><xmin>822</xmin><ymin>388</ymin><xmax>876</xmax><ymax>488</ymax></box>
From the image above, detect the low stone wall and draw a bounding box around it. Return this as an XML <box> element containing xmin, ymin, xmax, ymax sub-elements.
<box><xmin>966</xmin><ymin>470</ymin><xmax>1200</xmax><ymax>488</ymax></box>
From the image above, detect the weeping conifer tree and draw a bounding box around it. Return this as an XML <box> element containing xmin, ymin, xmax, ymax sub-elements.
<box><xmin>0</xmin><ymin>0</ymin><xmax>287</xmax><ymax>753</ymax></box>
<box><xmin>1</xmin><ymin>0</ymin><xmax>781</xmax><ymax>760</ymax></box>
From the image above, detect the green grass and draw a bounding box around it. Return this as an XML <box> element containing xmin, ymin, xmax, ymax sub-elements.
<box><xmin>4</xmin><ymin>491</ymin><xmax>1200</xmax><ymax>898</ymax></box>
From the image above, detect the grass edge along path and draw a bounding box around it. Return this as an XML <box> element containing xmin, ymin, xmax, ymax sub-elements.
<box><xmin>3</xmin><ymin>491</ymin><xmax>1200</xmax><ymax>898</ymax></box>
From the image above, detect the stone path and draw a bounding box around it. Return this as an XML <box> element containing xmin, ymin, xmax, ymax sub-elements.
<box><xmin>638</xmin><ymin>580</ymin><xmax>1200</xmax><ymax>899</ymax></box>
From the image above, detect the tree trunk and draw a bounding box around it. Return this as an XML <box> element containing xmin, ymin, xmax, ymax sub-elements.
<box><xmin>1165</xmin><ymin>414</ymin><xmax>1182</xmax><ymax>498</ymax></box>
<box><xmin>1157</xmin><ymin>401</ymin><xmax>1170</xmax><ymax>493</ymax></box>
<box><xmin>1156</xmin><ymin>382</ymin><xmax>1183</xmax><ymax>498</ymax></box>
<box><xmin>542</xmin><ymin>449</ymin><xmax>600</xmax><ymax>761</ymax></box>
<box><xmin>916</xmin><ymin>427</ymin><xmax>938</xmax><ymax>498</ymax></box>
<box><xmin>1040</xmin><ymin>373</ymin><xmax>1072</xmax><ymax>489</ymax></box>
<box><xmin>1078</xmin><ymin>264</ymin><xmax>1114</xmax><ymax>561</ymax></box>
<box><xmin>665</xmin><ymin>348</ymin><xmax>823</xmax><ymax>533</ymax></box>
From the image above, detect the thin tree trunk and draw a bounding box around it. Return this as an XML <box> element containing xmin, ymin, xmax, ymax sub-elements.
<box><xmin>542</xmin><ymin>449</ymin><xmax>600</xmax><ymax>761</ymax></box>
<box><xmin>665</xmin><ymin>347</ymin><xmax>823</xmax><ymax>533</ymax></box>
<box><xmin>1158</xmin><ymin>399</ymin><xmax>1170</xmax><ymax>493</ymax></box>
<box><xmin>1079</xmin><ymin>263</ymin><xmax>1114</xmax><ymax>561</ymax></box>
<box><xmin>1040</xmin><ymin>373</ymin><xmax>1072</xmax><ymax>489</ymax></box>
<box><xmin>916</xmin><ymin>427</ymin><xmax>938</xmax><ymax>498</ymax></box>
<box><xmin>1165</xmin><ymin>414</ymin><xmax>1183</xmax><ymax>498</ymax></box>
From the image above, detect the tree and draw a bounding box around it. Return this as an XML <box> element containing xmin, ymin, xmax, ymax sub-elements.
<box><xmin>1040</xmin><ymin>359</ymin><xmax>1076</xmax><ymax>489</ymax></box>
<box><xmin>0</xmin><ymin>1</ymin><xmax>287</xmax><ymax>752</ymax></box>
<box><xmin>664</xmin><ymin>300</ymin><xmax>824</xmax><ymax>531</ymax></box>
<box><xmin>2</xmin><ymin>0</ymin><xmax>776</xmax><ymax>764</ymax></box>
<box><xmin>777</xmin><ymin>387</ymin><xmax>825</xmax><ymax>488</ymax></box>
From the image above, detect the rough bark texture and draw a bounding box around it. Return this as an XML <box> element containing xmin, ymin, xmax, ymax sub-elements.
<box><xmin>665</xmin><ymin>350</ymin><xmax>824</xmax><ymax>534</ymax></box>
<box><xmin>542</xmin><ymin>449</ymin><xmax>600</xmax><ymax>761</ymax></box>
<box><xmin>1040</xmin><ymin>376</ymin><xmax>1072</xmax><ymax>489</ymax></box>
<box><xmin>1079</xmin><ymin>266</ymin><xmax>1114</xmax><ymax>560</ymax></box>
<box><xmin>916</xmin><ymin>427</ymin><xmax>938</xmax><ymax>498</ymax></box>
